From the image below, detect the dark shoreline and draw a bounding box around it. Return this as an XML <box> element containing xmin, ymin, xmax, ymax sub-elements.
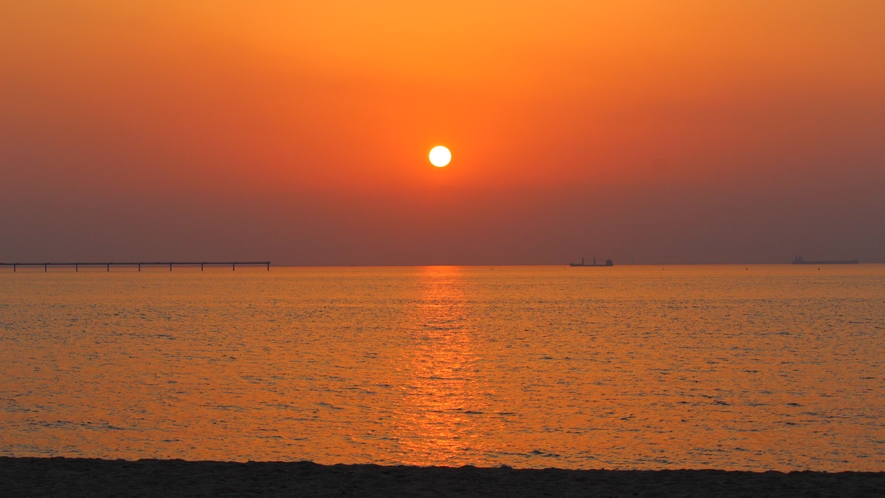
<box><xmin>2</xmin><ymin>457</ymin><xmax>883</xmax><ymax>497</ymax></box>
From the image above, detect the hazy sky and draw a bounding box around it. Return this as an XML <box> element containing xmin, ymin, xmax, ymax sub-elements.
<box><xmin>2</xmin><ymin>1</ymin><xmax>883</xmax><ymax>264</ymax></box>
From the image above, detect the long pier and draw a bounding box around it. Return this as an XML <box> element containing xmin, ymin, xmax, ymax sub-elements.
<box><xmin>0</xmin><ymin>262</ymin><xmax>270</xmax><ymax>272</ymax></box>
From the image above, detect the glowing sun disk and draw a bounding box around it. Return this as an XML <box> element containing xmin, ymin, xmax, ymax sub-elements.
<box><xmin>429</xmin><ymin>146</ymin><xmax>451</xmax><ymax>167</ymax></box>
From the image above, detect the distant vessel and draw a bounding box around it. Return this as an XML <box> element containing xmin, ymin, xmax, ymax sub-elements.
<box><xmin>570</xmin><ymin>257</ymin><xmax>613</xmax><ymax>267</ymax></box>
<box><xmin>792</xmin><ymin>256</ymin><xmax>858</xmax><ymax>265</ymax></box>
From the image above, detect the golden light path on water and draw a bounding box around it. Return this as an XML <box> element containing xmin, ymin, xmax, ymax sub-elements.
<box><xmin>395</xmin><ymin>267</ymin><xmax>491</xmax><ymax>465</ymax></box>
<box><xmin>1</xmin><ymin>265</ymin><xmax>884</xmax><ymax>470</ymax></box>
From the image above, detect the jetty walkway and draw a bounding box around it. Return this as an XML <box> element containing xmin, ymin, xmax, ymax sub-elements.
<box><xmin>0</xmin><ymin>261</ymin><xmax>270</xmax><ymax>272</ymax></box>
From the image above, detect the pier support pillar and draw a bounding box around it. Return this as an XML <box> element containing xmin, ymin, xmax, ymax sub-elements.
<box><xmin>138</xmin><ymin>264</ymin><xmax>141</xmax><ymax>271</ymax></box>
<box><xmin>75</xmin><ymin>264</ymin><xmax>78</xmax><ymax>272</ymax></box>
<box><xmin>267</xmin><ymin>262</ymin><xmax>270</xmax><ymax>271</ymax></box>
<box><xmin>107</xmin><ymin>264</ymin><xmax>110</xmax><ymax>272</ymax></box>
<box><xmin>201</xmin><ymin>263</ymin><xmax>204</xmax><ymax>271</ymax></box>
<box><xmin>45</xmin><ymin>264</ymin><xmax>47</xmax><ymax>272</ymax></box>
<box><xmin>169</xmin><ymin>263</ymin><xmax>172</xmax><ymax>271</ymax></box>
<box><xmin>232</xmin><ymin>263</ymin><xmax>236</xmax><ymax>271</ymax></box>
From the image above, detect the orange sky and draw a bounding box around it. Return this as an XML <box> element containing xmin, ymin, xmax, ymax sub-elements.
<box><xmin>1</xmin><ymin>1</ymin><xmax>884</xmax><ymax>264</ymax></box>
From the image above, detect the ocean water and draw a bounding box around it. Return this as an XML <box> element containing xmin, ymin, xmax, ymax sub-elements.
<box><xmin>1</xmin><ymin>265</ymin><xmax>883</xmax><ymax>471</ymax></box>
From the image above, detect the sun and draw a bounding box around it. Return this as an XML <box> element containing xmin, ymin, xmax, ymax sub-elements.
<box><xmin>429</xmin><ymin>146</ymin><xmax>451</xmax><ymax>167</ymax></box>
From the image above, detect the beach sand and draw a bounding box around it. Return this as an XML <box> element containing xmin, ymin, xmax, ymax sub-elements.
<box><xmin>1</xmin><ymin>457</ymin><xmax>883</xmax><ymax>497</ymax></box>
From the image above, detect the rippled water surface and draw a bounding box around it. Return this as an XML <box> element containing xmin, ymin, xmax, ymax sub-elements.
<box><xmin>1</xmin><ymin>265</ymin><xmax>883</xmax><ymax>470</ymax></box>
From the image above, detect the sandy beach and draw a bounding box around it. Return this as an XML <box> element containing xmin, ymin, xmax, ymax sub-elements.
<box><xmin>1</xmin><ymin>457</ymin><xmax>882</xmax><ymax>497</ymax></box>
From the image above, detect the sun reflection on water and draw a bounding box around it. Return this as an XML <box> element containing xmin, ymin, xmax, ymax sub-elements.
<box><xmin>393</xmin><ymin>267</ymin><xmax>493</xmax><ymax>466</ymax></box>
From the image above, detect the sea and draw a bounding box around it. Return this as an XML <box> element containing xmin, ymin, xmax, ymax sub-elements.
<box><xmin>1</xmin><ymin>265</ymin><xmax>883</xmax><ymax>471</ymax></box>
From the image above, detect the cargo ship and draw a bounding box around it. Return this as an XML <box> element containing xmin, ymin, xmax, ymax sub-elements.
<box><xmin>792</xmin><ymin>256</ymin><xmax>858</xmax><ymax>265</ymax></box>
<box><xmin>570</xmin><ymin>257</ymin><xmax>614</xmax><ymax>267</ymax></box>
